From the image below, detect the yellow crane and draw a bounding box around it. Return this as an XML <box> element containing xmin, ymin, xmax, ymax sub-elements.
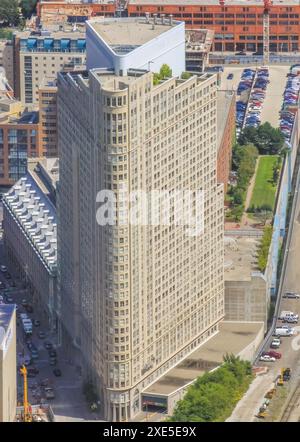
<box><xmin>20</xmin><ymin>365</ymin><xmax>32</xmax><ymax>422</ymax></box>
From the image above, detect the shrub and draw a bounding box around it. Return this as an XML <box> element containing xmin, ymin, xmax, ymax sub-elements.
<box><xmin>169</xmin><ymin>355</ymin><xmax>253</xmax><ymax>422</ymax></box>
<box><xmin>257</xmin><ymin>225</ymin><xmax>273</xmax><ymax>272</ymax></box>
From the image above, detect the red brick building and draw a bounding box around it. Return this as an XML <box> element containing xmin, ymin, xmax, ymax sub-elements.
<box><xmin>37</xmin><ymin>1</ymin><xmax>300</xmax><ymax>53</ymax></box>
<box><xmin>217</xmin><ymin>90</ymin><xmax>236</xmax><ymax>193</ymax></box>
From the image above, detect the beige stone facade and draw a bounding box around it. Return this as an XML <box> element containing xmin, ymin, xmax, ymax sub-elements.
<box><xmin>57</xmin><ymin>68</ymin><xmax>224</xmax><ymax>421</ymax></box>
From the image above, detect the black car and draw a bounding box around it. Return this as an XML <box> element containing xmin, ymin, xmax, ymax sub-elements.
<box><xmin>49</xmin><ymin>350</ymin><xmax>57</xmax><ymax>358</ymax></box>
<box><xmin>25</xmin><ymin>304</ymin><xmax>33</xmax><ymax>313</ymax></box>
<box><xmin>53</xmin><ymin>368</ymin><xmax>62</xmax><ymax>377</ymax></box>
<box><xmin>227</xmin><ymin>73</ymin><xmax>234</xmax><ymax>80</ymax></box>
<box><xmin>27</xmin><ymin>367</ymin><xmax>39</xmax><ymax>377</ymax></box>
<box><xmin>44</xmin><ymin>341</ymin><xmax>52</xmax><ymax>350</ymax></box>
<box><xmin>5</xmin><ymin>273</ymin><xmax>12</xmax><ymax>280</ymax></box>
<box><xmin>33</xmin><ymin>319</ymin><xmax>41</xmax><ymax>327</ymax></box>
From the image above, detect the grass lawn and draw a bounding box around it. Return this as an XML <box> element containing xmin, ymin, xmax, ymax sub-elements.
<box><xmin>249</xmin><ymin>155</ymin><xmax>280</xmax><ymax>211</ymax></box>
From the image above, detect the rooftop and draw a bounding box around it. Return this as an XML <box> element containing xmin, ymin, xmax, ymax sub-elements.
<box><xmin>15</xmin><ymin>26</ymin><xmax>85</xmax><ymax>39</ymax></box>
<box><xmin>145</xmin><ymin>321</ymin><xmax>264</xmax><ymax>396</ymax></box>
<box><xmin>217</xmin><ymin>89</ymin><xmax>235</xmax><ymax>149</ymax></box>
<box><xmin>0</xmin><ymin>304</ymin><xmax>15</xmax><ymax>347</ymax></box>
<box><xmin>224</xmin><ymin>234</ymin><xmax>263</xmax><ymax>282</ymax></box>
<box><xmin>87</xmin><ymin>17</ymin><xmax>179</xmax><ymax>54</ymax></box>
<box><xmin>3</xmin><ymin>174</ymin><xmax>57</xmax><ymax>274</ymax></box>
<box><xmin>40</xmin><ymin>77</ymin><xmax>57</xmax><ymax>89</ymax></box>
<box><xmin>186</xmin><ymin>29</ymin><xmax>214</xmax><ymax>54</ymax></box>
<box><xmin>128</xmin><ymin>0</ymin><xmax>300</xmax><ymax>5</ymax></box>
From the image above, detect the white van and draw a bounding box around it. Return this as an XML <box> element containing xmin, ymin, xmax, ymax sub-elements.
<box><xmin>275</xmin><ymin>327</ymin><xmax>294</xmax><ymax>336</ymax></box>
<box><xmin>279</xmin><ymin>311</ymin><xmax>299</xmax><ymax>320</ymax></box>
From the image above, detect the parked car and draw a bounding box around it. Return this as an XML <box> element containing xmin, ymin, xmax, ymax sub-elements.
<box><xmin>21</xmin><ymin>299</ymin><xmax>28</xmax><ymax>307</ymax></box>
<box><xmin>0</xmin><ymin>265</ymin><xmax>7</xmax><ymax>272</ymax></box>
<box><xmin>49</xmin><ymin>358</ymin><xmax>57</xmax><ymax>366</ymax></box>
<box><xmin>49</xmin><ymin>350</ymin><xmax>57</xmax><ymax>358</ymax></box>
<box><xmin>38</xmin><ymin>331</ymin><xmax>46</xmax><ymax>339</ymax></box>
<box><xmin>271</xmin><ymin>339</ymin><xmax>281</xmax><ymax>349</ymax></box>
<box><xmin>262</xmin><ymin>351</ymin><xmax>281</xmax><ymax>359</ymax></box>
<box><xmin>33</xmin><ymin>319</ymin><xmax>41</xmax><ymax>327</ymax></box>
<box><xmin>53</xmin><ymin>368</ymin><xmax>62</xmax><ymax>377</ymax></box>
<box><xmin>44</xmin><ymin>341</ymin><xmax>52</xmax><ymax>350</ymax></box>
<box><xmin>283</xmin><ymin>292</ymin><xmax>300</xmax><ymax>299</ymax></box>
<box><xmin>227</xmin><ymin>73</ymin><xmax>234</xmax><ymax>80</ymax></box>
<box><xmin>44</xmin><ymin>387</ymin><xmax>55</xmax><ymax>400</ymax></box>
<box><xmin>259</xmin><ymin>355</ymin><xmax>276</xmax><ymax>362</ymax></box>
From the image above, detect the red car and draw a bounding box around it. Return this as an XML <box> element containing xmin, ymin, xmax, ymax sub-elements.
<box><xmin>263</xmin><ymin>351</ymin><xmax>281</xmax><ymax>359</ymax></box>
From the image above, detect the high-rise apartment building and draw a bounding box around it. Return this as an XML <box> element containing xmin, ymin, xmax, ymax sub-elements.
<box><xmin>57</xmin><ymin>61</ymin><xmax>224</xmax><ymax>420</ymax></box>
<box><xmin>12</xmin><ymin>27</ymin><xmax>86</xmax><ymax>105</ymax></box>
<box><xmin>38</xmin><ymin>78</ymin><xmax>58</xmax><ymax>157</ymax></box>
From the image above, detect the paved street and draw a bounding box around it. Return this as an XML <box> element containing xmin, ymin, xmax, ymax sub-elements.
<box><xmin>228</xmin><ymin>172</ymin><xmax>300</xmax><ymax>422</ymax></box>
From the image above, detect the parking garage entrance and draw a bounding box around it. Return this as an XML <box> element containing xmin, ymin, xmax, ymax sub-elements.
<box><xmin>141</xmin><ymin>394</ymin><xmax>168</xmax><ymax>414</ymax></box>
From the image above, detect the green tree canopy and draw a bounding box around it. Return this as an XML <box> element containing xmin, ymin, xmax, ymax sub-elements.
<box><xmin>20</xmin><ymin>0</ymin><xmax>38</xmax><ymax>19</ymax></box>
<box><xmin>169</xmin><ymin>355</ymin><xmax>253</xmax><ymax>422</ymax></box>
<box><xmin>0</xmin><ymin>0</ymin><xmax>20</xmax><ymax>26</ymax></box>
<box><xmin>238</xmin><ymin>122</ymin><xmax>285</xmax><ymax>155</ymax></box>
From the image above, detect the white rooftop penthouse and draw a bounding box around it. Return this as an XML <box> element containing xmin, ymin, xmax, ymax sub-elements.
<box><xmin>86</xmin><ymin>17</ymin><xmax>185</xmax><ymax>76</ymax></box>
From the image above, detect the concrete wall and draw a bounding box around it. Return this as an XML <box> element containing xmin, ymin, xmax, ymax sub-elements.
<box><xmin>237</xmin><ymin>322</ymin><xmax>264</xmax><ymax>361</ymax></box>
<box><xmin>86</xmin><ymin>19</ymin><xmax>186</xmax><ymax>77</ymax></box>
<box><xmin>0</xmin><ymin>309</ymin><xmax>16</xmax><ymax>422</ymax></box>
<box><xmin>225</xmin><ymin>274</ymin><xmax>268</xmax><ymax>331</ymax></box>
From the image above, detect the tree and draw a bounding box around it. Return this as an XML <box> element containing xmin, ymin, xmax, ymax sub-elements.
<box><xmin>20</xmin><ymin>0</ymin><xmax>38</xmax><ymax>19</ymax></box>
<box><xmin>0</xmin><ymin>0</ymin><xmax>20</xmax><ymax>26</ymax></box>
<box><xmin>238</xmin><ymin>122</ymin><xmax>285</xmax><ymax>155</ymax></box>
<box><xmin>159</xmin><ymin>64</ymin><xmax>172</xmax><ymax>79</ymax></box>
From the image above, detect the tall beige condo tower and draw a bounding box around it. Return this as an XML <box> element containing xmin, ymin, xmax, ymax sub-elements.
<box><xmin>57</xmin><ymin>66</ymin><xmax>224</xmax><ymax>421</ymax></box>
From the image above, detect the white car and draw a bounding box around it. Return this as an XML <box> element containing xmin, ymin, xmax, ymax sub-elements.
<box><xmin>0</xmin><ymin>265</ymin><xmax>7</xmax><ymax>272</ymax></box>
<box><xmin>260</xmin><ymin>355</ymin><xmax>276</xmax><ymax>362</ymax></box>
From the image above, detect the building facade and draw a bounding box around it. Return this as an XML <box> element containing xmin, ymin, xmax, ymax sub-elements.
<box><xmin>0</xmin><ymin>304</ymin><xmax>17</xmax><ymax>422</ymax></box>
<box><xmin>127</xmin><ymin>0</ymin><xmax>300</xmax><ymax>53</ymax></box>
<box><xmin>37</xmin><ymin>1</ymin><xmax>116</xmax><ymax>26</ymax></box>
<box><xmin>3</xmin><ymin>158</ymin><xmax>58</xmax><ymax>331</ymax></box>
<box><xmin>38</xmin><ymin>78</ymin><xmax>58</xmax><ymax>157</ymax></box>
<box><xmin>0</xmin><ymin>100</ymin><xmax>41</xmax><ymax>186</ymax></box>
<box><xmin>12</xmin><ymin>28</ymin><xmax>86</xmax><ymax>105</ymax></box>
<box><xmin>57</xmin><ymin>66</ymin><xmax>224</xmax><ymax>421</ymax></box>
<box><xmin>217</xmin><ymin>89</ymin><xmax>235</xmax><ymax>193</ymax></box>
<box><xmin>38</xmin><ymin>1</ymin><xmax>300</xmax><ymax>54</ymax></box>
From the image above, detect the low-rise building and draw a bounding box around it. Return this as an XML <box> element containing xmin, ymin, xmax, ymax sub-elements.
<box><xmin>217</xmin><ymin>90</ymin><xmax>235</xmax><ymax>193</ymax></box>
<box><xmin>12</xmin><ymin>26</ymin><xmax>86</xmax><ymax>105</ymax></box>
<box><xmin>0</xmin><ymin>98</ymin><xmax>41</xmax><ymax>186</ymax></box>
<box><xmin>185</xmin><ymin>29</ymin><xmax>214</xmax><ymax>73</ymax></box>
<box><xmin>3</xmin><ymin>158</ymin><xmax>58</xmax><ymax>332</ymax></box>
<box><xmin>0</xmin><ymin>304</ymin><xmax>17</xmax><ymax>422</ymax></box>
<box><xmin>224</xmin><ymin>234</ymin><xmax>270</xmax><ymax>330</ymax></box>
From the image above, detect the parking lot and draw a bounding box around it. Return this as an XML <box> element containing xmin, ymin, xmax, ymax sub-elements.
<box><xmin>220</xmin><ymin>65</ymin><xmax>290</xmax><ymax>128</ymax></box>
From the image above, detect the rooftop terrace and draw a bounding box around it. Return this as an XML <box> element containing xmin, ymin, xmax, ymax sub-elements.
<box><xmin>3</xmin><ymin>174</ymin><xmax>57</xmax><ymax>274</ymax></box>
